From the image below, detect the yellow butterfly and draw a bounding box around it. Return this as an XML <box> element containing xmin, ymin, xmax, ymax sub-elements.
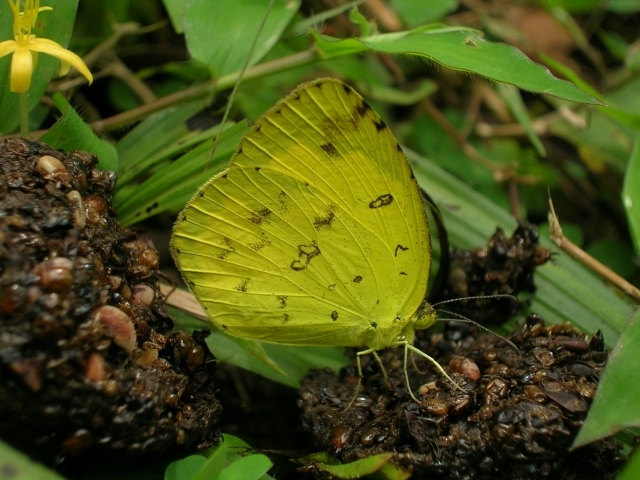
<box><xmin>171</xmin><ymin>78</ymin><xmax>459</xmax><ymax>401</ymax></box>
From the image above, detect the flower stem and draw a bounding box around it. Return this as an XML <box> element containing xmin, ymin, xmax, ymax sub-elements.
<box><xmin>19</xmin><ymin>92</ymin><xmax>29</xmax><ymax>136</ymax></box>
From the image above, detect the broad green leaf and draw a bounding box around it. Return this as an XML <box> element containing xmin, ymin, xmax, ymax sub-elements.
<box><xmin>165</xmin><ymin>456</ymin><xmax>207</xmax><ymax>480</ymax></box>
<box><xmin>407</xmin><ymin>149</ymin><xmax>634</xmax><ymax>345</ymax></box>
<box><xmin>618</xmin><ymin>446</ymin><xmax>640</xmax><ymax>480</ymax></box>
<box><xmin>171</xmin><ymin>308</ymin><xmax>348</xmax><ymax>388</ymax></box>
<box><xmin>40</xmin><ymin>94</ymin><xmax>118</xmax><ymax>171</ymax></box>
<box><xmin>115</xmin><ymin>100</ymin><xmax>207</xmax><ymax>185</ymax></box>
<box><xmin>162</xmin><ymin>0</ymin><xmax>189</xmax><ymax>33</ymax></box>
<box><xmin>623</xmin><ymin>138</ymin><xmax>640</xmax><ymax>256</ymax></box>
<box><xmin>318</xmin><ymin>453</ymin><xmax>395</xmax><ymax>478</ymax></box>
<box><xmin>573</xmin><ymin>310</ymin><xmax>640</xmax><ymax>448</ymax></box>
<box><xmin>184</xmin><ymin>0</ymin><xmax>300</xmax><ymax>78</ymax></box>
<box><xmin>314</xmin><ymin>27</ymin><xmax>600</xmax><ymax>105</ymax></box>
<box><xmin>219</xmin><ymin>455</ymin><xmax>272</xmax><ymax>480</ymax></box>
<box><xmin>0</xmin><ymin>0</ymin><xmax>80</xmax><ymax>135</ymax></box>
<box><xmin>496</xmin><ymin>83</ymin><xmax>546</xmax><ymax>157</ymax></box>
<box><xmin>192</xmin><ymin>443</ymin><xmax>227</xmax><ymax>480</ymax></box>
<box><xmin>0</xmin><ymin>439</ymin><xmax>66</xmax><ymax>480</ymax></box>
<box><xmin>114</xmin><ymin>121</ymin><xmax>249</xmax><ymax>226</ymax></box>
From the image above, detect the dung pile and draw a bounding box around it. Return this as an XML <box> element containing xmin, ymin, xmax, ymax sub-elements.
<box><xmin>0</xmin><ymin>139</ymin><xmax>221</xmax><ymax>464</ymax></box>
<box><xmin>299</xmin><ymin>315</ymin><xmax>623</xmax><ymax>479</ymax></box>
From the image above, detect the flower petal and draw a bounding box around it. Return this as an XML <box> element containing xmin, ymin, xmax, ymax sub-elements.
<box><xmin>0</xmin><ymin>40</ymin><xmax>18</xmax><ymax>59</ymax></box>
<box><xmin>9</xmin><ymin>47</ymin><xmax>34</xmax><ymax>92</ymax></box>
<box><xmin>28</xmin><ymin>38</ymin><xmax>93</xmax><ymax>84</ymax></box>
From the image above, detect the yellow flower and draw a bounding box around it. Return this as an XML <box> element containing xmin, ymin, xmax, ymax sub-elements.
<box><xmin>0</xmin><ymin>0</ymin><xmax>92</xmax><ymax>92</ymax></box>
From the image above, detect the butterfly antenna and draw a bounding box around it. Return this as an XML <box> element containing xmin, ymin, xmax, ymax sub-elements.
<box><xmin>432</xmin><ymin>294</ymin><xmax>517</xmax><ymax>308</ymax></box>
<box><xmin>435</xmin><ymin>308</ymin><xmax>520</xmax><ymax>354</ymax></box>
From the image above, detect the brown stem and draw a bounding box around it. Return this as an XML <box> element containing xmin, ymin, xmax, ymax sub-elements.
<box><xmin>548</xmin><ymin>198</ymin><xmax>640</xmax><ymax>302</ymax></box>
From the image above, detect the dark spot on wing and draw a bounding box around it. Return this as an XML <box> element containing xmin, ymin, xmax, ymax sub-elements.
<box><xmin>410</xmin><ymin>170</ymin><xmax>415</xmax><ymax>180</ymax></box>
<box><xmin>255</xmin><ymin>125</ymin><xmax>261</xmax><ymax>132</ymax></box>
<box><xmin>175</xmin><ymin>248</ymin><xmax>181</xmax><ymax>254</ymax></box>
<box><xmin>396</xmin><ymin>142</ymin><xmax>403</xmax><ymax>152</ymax></box>
<box><xmin>291</xmin><ymin>241</ymin><xmax>321</xmax><ymax>271</ymax></box>
<box><xmin>222</xmin><ymin>324</ymin><xmax>227</xmax><ymax>330</ymax></box>
<box><xmin>198</xmin><ymin>191</ymin><xmax>204</xmax><ymax>197</ymax></box>
<box><xmin>342</xmin><ymin>83</ymin><xmax>351</xmax><ymax>94</ymax></box>
<box><xmin>255</xmin><ymin>166</ymin><xmax>261</xmax><ymax>171</ymax></box>
<box><xmin>400</xmin><ymin>272</ymin><xmax>407</xmax><ymax>275</ymax></box>
<box><xmin>222</xmin><ymin>174</ymin><xmax>228</xmax><ymax>179</ymax></box>
<box><xmin>238</xmin><ymin>147</ymin><xmax>243</xmax><ymax>155</ymax></box>
<box><xmin>320</xmin><ymin>142</ymin><xmax>339</xmax><ymax>158</ymax></box>
<box><xmin>328</xmin><ymin>284</ymin><xmax>336</xmax><ymax>291</ymax></box>
<box><xmin>371</xmin><ymin>322</ymin><xmax>378</xmax><ymax>328</ymax></box>
<box><xmin>187</xmin><ymin>280</ymin><xmax>195</xmax><ymax>288</ymax></box>
<box><xmin>293</xmin><ymin>92</ymin><xmax>300</xmax><ymax>101</ymax></box>
<box><xmin>275</xmin><ymin>109</ymin><xmax>281</xmax><ymax>114</ymax></box>
<box><xmin>282</xmin><ymin>313</ymin><xmax>290</xmax><ymax>324</ymax></box>
<box><xmin>395</xmin><ymin>244</ymin><xmax>409</xmax><ymax>256</ymax></box>
<box><xmin>353</xmin><ymin>275</ymin><xmax>362</xmax><ymax>283</ymax></box>
<box><xmin>248</xmin><ymin>207</ymin><xmax>271</xmax><ymax>226</ymax></box>
<box><xmin>278</xmin><ymin>191</ymin><xmax>288</xmax><ymax>214</ymax></box>
<box><xmin>277</xmin><ymin>295</ymin><xmax>287</xmax><ymax>309</ymax></box>
<box><xmin>331</xmin><ymin>311</ymin><xmax>339</xmax><ymax>321</ymax></box>
<box><xmin>235</xmin><ymin>278</ymin><xmax>250</xmax><ymax>292</ymax></box>
<box><xmin>248</xmin><ymin>238</ymin><xmax>270</xmax><ymax>251</ymax></box>
<box><xmin>374</xmin><ymin>119</ymin><xmax>386</xmax><ymax>132</ymax></box>
<box><xmin>369</xmin><ymin>194</ymin><xmax>394</xmax><ymax>208</ymax></box>
<box><xmin>313</xmin><ymin>205</ymin><xmax>336</xmax><ymax>230</ymax></box>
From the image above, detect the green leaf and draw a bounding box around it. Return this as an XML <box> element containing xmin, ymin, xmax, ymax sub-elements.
<box><xmin>162</xmin><ymin>0</ymin><xmax>189</xmax><ymax>33</ymax></box>
<box><xmin>317</xmin><ymin>453</ymin><xmax>395</xmax><ymax>479</ymax></box>
<box><xmin>0</xmin><ymin>0</ymin><xmax>80</xmax><ymax>135</ymax></box>
<box><xmin>114</xmin><ymin>121</ymin><xmax>250</xmax><ymax>226</ymax></box>
<box><xmin>496</xmin><ymin>83</ymin><xmax>546</xmax><ymax>157</ymax></box>
<box><xmin>192</xmin><ymin>443</ymin><xmax>227</xmax><ymax>480</ymax></box>
<box><xmin>165</xmin><ymin>456</ymin><xmax>207</xmax><ymax>480</ymax></box>
<box><xmin>572</xmin><ymin>310</ymin><xmax>640</xmax><ymax>448</ymax></box>
<box><xmin>40</xmin><ymin>93</ymin><xmax>118</xmax><ymax>171</ymax></box>
<box><xmin>172</xmin><ymin>308</ymin><xmax>347</xmax><ymax>388</ymax></box>
<box><xmin>623</xmin><ymin>138</ymin><xmax>640</xmax><ymax>256</ymax></box>
<box><xmin>618</xmin><ymin>446</ymin><xmax>640</xmax><ymax>480</ymax></box>
<box><xmin>0</xmin><ymin>439</ymin><xmax>67</xmax><ymax>480</ymax></box>
<box><xmin>219</xmin><ymin>455</ymin><xmax>272</xmax><ymax>480</ymax></box>
<box><xmin>115</xmin><ymin>100</ymin><xmax>207</xmax><ymax>185</ymax></box>
<box><xmin>184</xmin><ymin>0</ymin><xmax>300</xmax><ymax>78</ymax></box>
<box><xmin>314</xmin><ymin>27</ymin><xmax>600</xmax><ymax>105</ymax></box>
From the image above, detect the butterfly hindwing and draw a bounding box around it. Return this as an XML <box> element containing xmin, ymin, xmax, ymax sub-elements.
<box><xmin>171</xmin><ymin>79</ymin><xmax>431</xmax><ymax>349</ymax></box>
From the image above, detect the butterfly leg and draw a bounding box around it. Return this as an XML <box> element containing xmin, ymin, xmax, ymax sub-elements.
<box><xmin>403</xmin><ymin>342</ymin><xmax>466</xmax><ymax>394</ymax></box>
<box><xmin>371</xmin><ymin>350</ymin><xmax>390</xmax><ymax>385</ymax></box>
<box><xmin>402</xmin><ymin>342</ymin><xmax>422</xmax><ymax>403</ymax></box>
<box><xmin>345</xmin><ymin>347</ymin><xmax>375</xmax><ymax>410</ymax></box>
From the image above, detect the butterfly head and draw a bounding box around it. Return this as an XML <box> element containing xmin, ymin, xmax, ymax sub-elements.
<box><xmin>414</xmin><ymin>303</ymin><xmax>437</xmax><ymax>331</ymax></box>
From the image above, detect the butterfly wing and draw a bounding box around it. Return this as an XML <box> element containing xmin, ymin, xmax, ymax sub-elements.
<box><xmin>171</xmin><ymin>79</ymin><xmax>431</xmax><ymax>349</ymax></box>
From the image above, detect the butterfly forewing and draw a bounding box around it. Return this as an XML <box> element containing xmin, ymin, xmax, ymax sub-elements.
<box><xmin>171</xmin><ymin>79</ymin><xmax>431</xmax><ymax>348</ymax></box>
